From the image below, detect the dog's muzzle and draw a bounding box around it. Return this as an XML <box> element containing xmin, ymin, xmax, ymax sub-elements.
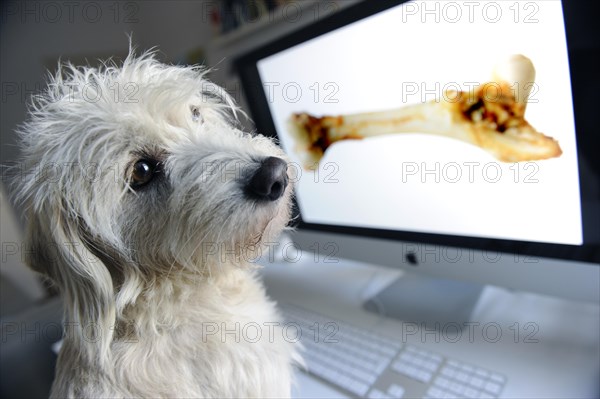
<box><xmin>245</xmin><ymin>157</ymin><xmax>288</xmax><ymax>201</ymax></box>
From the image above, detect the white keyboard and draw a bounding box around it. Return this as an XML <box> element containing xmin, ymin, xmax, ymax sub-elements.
<box><xmin>281</xmin><ymin>303</ymin><xmax>506</xmax><ymax>399</ymax></box>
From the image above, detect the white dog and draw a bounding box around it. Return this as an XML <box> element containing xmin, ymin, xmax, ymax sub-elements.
<box><xmin>14</xmin><ymin>50</ymin><xmax>299</xmax><ymax>398</ymax></box>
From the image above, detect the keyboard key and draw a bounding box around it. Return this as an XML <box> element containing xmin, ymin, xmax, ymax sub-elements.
<box><xmin>461</xmin><ymin>364</ymin><xmax>475</xmax><ymax>373</ymax></box>
<box><xmin>391</xmin><ymin>361</ymin><xmax>407</xmax><ymax>373</ymax></box>
<box><xmin>475</xmin><ymin>368</ymin><xmax>490</xmax><ymax>378</ymax></box>
<box><xmin>387</xmin><ymin>383</ymin><xmax>405</xmax><ymax>398</ymax></box>
<box><xmin>430</xmin><ymin>354</ymin><xmax>443</xmax><ymax>362</ymax></box>
<box><xmin>416</xmin><ymin>348</ymin><xmax>429</xmax><ymax>356</ymax></box>
<box><xmin>455</xmin><ymin>371</ymin><xmax>469</xmax><ymax>382</ymax></box>
<box><xmin>484</xmin><ymin>381</ymin><xmax>502</xmax><ymax>394</ymax></box>
<box><xmin>413</xmin><ymin>357</ymin><xmax>425</xmax><ymax>367</ymax></box>
<box><xmin>347</xmin><ymin>380</ymin><xmax>369</xmax><ymax>396</ymax></box>
<box><xmin>449</xmin><ymin>381</ymin><xmax>464</xmax><ymax>394</ymax></box>
<box><xmin>435</xmin><ymin>377</ymin><xmax>451</xmax><ymax>388</ymax></box>
<box><xmin>426</xmin><ymin>387</ymin><xmax>444</xmax><ymax>398</ymax></box>
<box><xmin>368</xmin><ymin>389</ymin><xmax>392</xmax><ymax>399</ymax></box>
<box><xmin>423</xmin><ymin>360</ymin><xmax>440</xmax><ymax>372</ymax></box>
<box><xmin>415</xmin><ymin>370</ymin><xmax>433</xmax><ymax>383</ymax></box>
<box><xmin>468</xmin><ymin>376</ymin><xmax>485</xmax><ymax>388</ymax></box>
<box><xmin>441</xmin><ymin>367</ymin><xmax>457</xmax><ymax>378</ymax></box>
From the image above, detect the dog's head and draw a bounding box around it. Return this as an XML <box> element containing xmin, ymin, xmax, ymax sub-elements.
<box><xmin>14</xmin><ymin>51</ymin><xmax>293</xmax><ymax>360</ymax></box>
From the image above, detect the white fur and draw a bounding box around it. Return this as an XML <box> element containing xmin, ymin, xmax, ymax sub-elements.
<box><xmin>14</xmin><ymin>49</ymin><xmax>299</xmax><ymax>398</ymax></box>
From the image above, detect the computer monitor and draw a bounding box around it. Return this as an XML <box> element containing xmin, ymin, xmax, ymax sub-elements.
<box><xmin>235</xmin><ymin>0</ymin><xmax>600</xmax><ymax>318</ymax></box>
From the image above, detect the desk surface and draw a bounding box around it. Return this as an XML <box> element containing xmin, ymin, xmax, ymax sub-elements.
<box><xmin>259</xmin><ymin>256</ymin><xmax>600</xmax><ymax>399</ymax></box>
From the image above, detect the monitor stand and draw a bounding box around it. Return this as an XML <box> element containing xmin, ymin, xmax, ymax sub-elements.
<box><xmin>363</xmin><ymin>272</ymin><xmax>484</xmax><ymax>330</ymax></box>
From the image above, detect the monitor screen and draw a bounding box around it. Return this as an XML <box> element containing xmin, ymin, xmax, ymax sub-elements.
<box><xmin>256</xmin><ymin>1</ymin><xmax>581</xmax><ymax>246</ymax></box>
<box><xmin>258</xmin><ymin>2</ymin><xmax>583</xmax><ymax>245</ymax></box>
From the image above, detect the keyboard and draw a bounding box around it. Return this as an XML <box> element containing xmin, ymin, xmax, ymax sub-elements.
<box><xmin>280</xmin><ymin>303</ymin><xmax>506</xmax><ymax>399</ymax></box>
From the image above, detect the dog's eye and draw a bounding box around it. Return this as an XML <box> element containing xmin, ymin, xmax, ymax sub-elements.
<box><xmin>130</xmin><ymin>160</ymin><xmax>157</xmax><ymax>188</ymax></box>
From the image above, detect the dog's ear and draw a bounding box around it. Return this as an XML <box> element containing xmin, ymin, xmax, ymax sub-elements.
<box><xmin>25</xmin><ymin>206</ymin><xmax>116</xmax><ymax>366</ymax></box>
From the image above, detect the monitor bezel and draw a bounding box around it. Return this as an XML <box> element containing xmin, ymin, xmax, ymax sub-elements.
<box><xmin>234</xmin><ymin>0</ymin><xmax>600</xmax><ymax>264</ymax></box>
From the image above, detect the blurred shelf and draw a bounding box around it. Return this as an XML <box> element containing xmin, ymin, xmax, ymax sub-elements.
<box><xmin>208</xmin><ymin>0</ymin><xmax>321</xmax><ymax>50</ymax></box>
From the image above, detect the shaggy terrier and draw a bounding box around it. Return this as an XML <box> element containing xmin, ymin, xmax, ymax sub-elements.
<box><xmin>14</xmin><ymin>50</ymin><xmax>298</xmax><ymax>397</ymax></box>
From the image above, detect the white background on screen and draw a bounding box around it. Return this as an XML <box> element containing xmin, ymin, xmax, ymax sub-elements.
<box><xmin>258</xmin><ymin>1</ymin><xmax>582</xmax><ymax>245</ymax></box>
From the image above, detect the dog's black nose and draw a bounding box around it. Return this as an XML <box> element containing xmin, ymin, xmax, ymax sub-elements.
<box><xmin>246</xmin><ymin>157</ymin><xmax>288</xmax><ymax>201</ymax></box>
